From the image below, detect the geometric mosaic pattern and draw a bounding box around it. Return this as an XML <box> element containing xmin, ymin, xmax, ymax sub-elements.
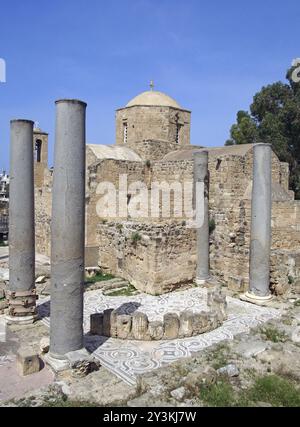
<box><xmin>39</xmin><ymin>288</ymin><xmax>280</xmax><ymax>386</ymax></box>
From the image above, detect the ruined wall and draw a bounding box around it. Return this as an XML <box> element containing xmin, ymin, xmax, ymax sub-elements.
<box><xmin>35</xmin><ymin>140</ymin><xmax>300</xmax><ymax>296</ymax></box>
<box><xmin>208</xmin><ymin>149</ymin><xmax>299</xmax><ymax>295</ymax></box>
<box><xmin>116</xmin><ymin>106</ymin><xmax>191</xmax><ymax>151</ymax></box>
<box><xmin>98</xmin><ymin>221</ymin><xmax>196</xmax><ymax>295</ymax></box>
<box><xmin>35</xmin><ymin>170</ymin><xmax>52</xmax><ymax>257</ymax></box>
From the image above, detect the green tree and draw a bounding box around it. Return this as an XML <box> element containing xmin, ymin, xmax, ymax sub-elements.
<box><xmin>226</xmin><ymin>66</ymin><xmax>300</xmax><ymax>198</ymax></box>
<box><xmin>225</xmin><ymin>111</ymin><xmax>258</xmax><ymax>146</ymax></box>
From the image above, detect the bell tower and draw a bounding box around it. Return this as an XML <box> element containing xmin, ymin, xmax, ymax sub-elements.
<box><xmin>33</xmin><ymin>125</ymin><xmax>48</xmax><ymax>188</ymax></box>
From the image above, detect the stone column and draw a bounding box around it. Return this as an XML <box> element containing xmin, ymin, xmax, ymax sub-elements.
<box><xmin>194</xmin><ymin>150</ymin><xmax>210</xmax><ymax>284</ymax></box>
<box><xmin>7</xmin><ymin>120</ymin><xmax>37</xmax><ymax>325</ymax></box>
<box><xmin>47</xmin><ymin>99</ymin><xmax>87</xmax><ymax>369</ymax></box>
<box><xmin>243</xmin><ymin>143</ymin><xmax>273</xmax><ymax>304</ymax></box>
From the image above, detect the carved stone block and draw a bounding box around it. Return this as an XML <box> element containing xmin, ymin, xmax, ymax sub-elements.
<box><xmin>132</xmin><ymin>311</ymin><xmax>149</xmax><ymax>340</ymax></box>
<box><xmin>164</xmin><ymin>313</ymin><xmax>180</xmax><ymax>339</ymax></box>
<box><xmin>148</xmin><ymin>321</ymin><xmax>164</xmax><ymax>340</ymax></box>
<box><xmin>117</xmin><ymin>314</ymin><xmax>132</xmax><ymax>339</ymax></box>
<box><xmin>90</xmin><ymin>313</ymin><xmax>104</xmax><ymax>336</ymax></box>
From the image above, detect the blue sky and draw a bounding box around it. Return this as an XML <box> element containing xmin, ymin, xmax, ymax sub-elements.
<box><xmin>0</xmin><ymin>0</ymin><xmax>299</xmax><ymax>171</ymax></box>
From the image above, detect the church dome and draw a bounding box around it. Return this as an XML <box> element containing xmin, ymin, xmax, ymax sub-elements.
<box><xmin>126</xmin><ymin>90</ymin><xmax>181</xmax><ymax>109</ymax></box>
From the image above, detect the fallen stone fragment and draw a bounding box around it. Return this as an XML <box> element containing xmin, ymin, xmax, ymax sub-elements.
<box><xmin>217</xmin><ymin>364</ymin><xmax>239</xmax><ymax>377</ymax></box>
<box><xmin>170</xmin><ymin>386</ymin><xmax>186</xmax><ymax>401</ymax></box>
<box><xmin>71</xmin><ymin>359</ymin><xmax>101</xmax><ymax>378</ymax></box>
<box><xmin>16</xmin><ymin>347</ymin><xmax>41</xmax><ymax>376</ymax></box>
<box><xmin>35</xmin><ymin>275</ymin><xmax>46</xmax><ymax>284</ymax></box>
<box><xmin>235</xmin><ymin>341</ymin><xmax>268</xmax><ymax>358</ymax></box>
<box><xmin>39</xmin><ymin>337</ymin><xmax>50</xmax><ymax>354</ymax></box>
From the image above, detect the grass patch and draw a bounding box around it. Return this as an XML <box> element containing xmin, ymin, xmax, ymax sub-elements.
<box><xmin>198</xmin><ymin>375</ymin><xmax>300</xmax><ymax>407</ymax></box>
<box><xmin>294</xmin><ymin>300</ymin><xmax>300</xmax><ymax>307</ymax></box>
<box><xmin>206</xmin><ymin>343</ymin><xmax>230</xmax><ymax>370</ymax></box>
<box><xmin>41</xmin><ymin>398</ymin><xmax>99</xmax><ymax>407</ymax></box>
<box><xmin>131</xmin><ymin>232</ymin><xmax>142</xmax><ymax>245</ymax></box>
<box><xmin>12</xmin><ymin>395</ymin><xmax>99</xmax><ymax>407</ymax></box>
<box><xmin>200</xmin><ymin>379</ymin><xmax>235</xmax><ymax>407</ymax></box>
<box><xmin>260</xmin><ymin>326</ymin><xmax>289</xmax><ymax>343</ymax></box>
<box><xmin>245</xmin><ymin>375</ymin><xmax>300</xmax><ymax>407</ymax></box>
<box><xmin>106</xmin><ymin>283</ymin><xmax>137</xmax><ymax>297</ymax></box>
<box><xmin>85</xmin><ymin>272</ymin><xmax>115</xmax><ymax>284</ymax></box>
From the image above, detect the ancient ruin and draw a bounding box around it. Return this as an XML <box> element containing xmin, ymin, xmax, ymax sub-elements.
<box><xmin>1</xmin><ymin>89</ymin><xmax>300</xmax><ymax>407</ymax></box>
<box><xmin>33</xmin><ymin>89</ymin><xmax>300</xmax><ymax>297</ymax></box>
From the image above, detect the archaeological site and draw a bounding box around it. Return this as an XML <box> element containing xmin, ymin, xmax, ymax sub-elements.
<box><xmin>1</xmin><ymin>88</ymin><xmax>300</xmax><ymax>409</ymax></box>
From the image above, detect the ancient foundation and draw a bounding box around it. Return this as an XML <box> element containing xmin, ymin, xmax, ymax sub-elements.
<box><xmin>7</xmin><ymin>119</ymin><xmax>37</xmax><ymax>325</ymax></box>
<box><xmin>90</xmin><ymin>288</ymin><xmax>227</xmax><ymax>340</ymax></box>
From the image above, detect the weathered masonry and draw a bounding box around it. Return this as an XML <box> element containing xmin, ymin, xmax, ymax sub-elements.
<box><xmin>33</xmin><ymin>89</ymin><xmax>300</xmax><ymax>296</ymax></box>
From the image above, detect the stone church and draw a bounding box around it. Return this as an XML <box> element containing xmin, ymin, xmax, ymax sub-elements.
<box><xmin>34</xmin><ymin>89</ymin><xmax>300</xmax><ymax>296</ymax></box>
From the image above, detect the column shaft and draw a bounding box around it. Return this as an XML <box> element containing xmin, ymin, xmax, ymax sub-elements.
<box><xmin>194</xmin><ymin>151</ymin><xmax>210</xmax><ymax>284</ymax></box>
<box><xmin>50</xmin><ymin>99</ymin><xmax>87</xmax><ymax>358</ymax></box>
<box><xmin>8</xmin><ymin>120</ymin><xmax>36</xmax><ymax>323</ymax></box>
<box><xmin>249</xmin><ymin>143</ymin><xmax>272</xmax><ymax>298</ymax></box>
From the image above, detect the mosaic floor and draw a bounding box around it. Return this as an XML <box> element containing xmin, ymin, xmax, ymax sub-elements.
<box><xmin>38</xmin><ymin>287</ymin><xmax>280</xmax><ymax>386</ymax></box>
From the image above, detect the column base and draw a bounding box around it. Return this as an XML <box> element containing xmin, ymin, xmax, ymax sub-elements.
<box><xmin>44</xmin><ymin>353</ymin><xmax>70</xmax><ymax>373</ymax></box>
<box><xmin>240</xmin><ymin>291</ymin><xmax>273</xmax><ymax>307</ymax></box>
<box><xmin>44</xmin><ymin>348</ymin><xmax>91</xmax><ymax>373</ymax></box>
<box><xmin>6</xmin><ymin>314</ymin><xmax>38</xmax><ymax>326</ymax></box>
<box><xmin>195</xmin><ymin>276</ymin><xmax>211</xmax><ymax>286</ymax></box>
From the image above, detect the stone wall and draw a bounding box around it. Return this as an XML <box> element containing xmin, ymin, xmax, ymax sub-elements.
<box><xmin>35</xmin><ymin>142</ymin><xmax>300</xmax><ymax>296</ymax></box>
<box><xmin>34</xmin><ymin>170</ymin><xmax>52</xmax><ymax>257</ymax></box>
<box><xmin>208</xmin><ymin>149</ymin><xmax>299</xmax><ymax>295</ymax></box>
<box><xmin>116</xmin><ymin>106</ymin><xmax>191</xmax><ymax>151</ymax></box>
<box><xmin>98</xmin><ymin>221</ymin><xmax>197</xmax><ymax>295</ymax></box>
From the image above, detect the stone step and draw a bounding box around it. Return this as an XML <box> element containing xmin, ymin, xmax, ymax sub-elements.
<box><xmin>103</xmin><ymin>286</ymin><xmax>130</xmax><ymax>296</ymax></box>
<box><xmin>85</xmin><ymin>278</ymin><xmax>130</xmax><ymax>292</ymax></box>
<box><xmin>102</xmin><ymin>281</ymin><xmax>130</xmax><ymax>291</ymax></box>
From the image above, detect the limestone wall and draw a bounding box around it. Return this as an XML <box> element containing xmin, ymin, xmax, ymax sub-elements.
<box><xmin>35</xmin><ymin>141</ymin><xmax>300</xmax><ymax>296</ymax></box>
<box><xmin>98</xmin><ymin>221</ymin><xmax>196</xmax><ymax>295</ymax></box>
<box><xmin>116</xmin><ymin>106</ymin><xmax>191</xmax><ymax>151</ymax></box>
<box><xmin>35</xmin><ymin>170</ymin><xmax>52</xmax><ymax>257</ymax></box>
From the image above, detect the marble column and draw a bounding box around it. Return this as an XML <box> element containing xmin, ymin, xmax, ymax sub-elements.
<box><xmin>7</xmin><ymin>120</ymin><xmax>37</xmax><ymax>325</ymax></box>
<box><xmin>243</xmin><ymin>143</ymin><xmax>273</xmax><ymax>304</ymax></box>
<box><xmin>194</xmin><ymin>150</ymin><xmax>210</xmax><ymax>284</ymax></box>
<box><xmin>48</xmin><ymin>99</ymin><xmax>87</xmax><ymax>368</ymax></box>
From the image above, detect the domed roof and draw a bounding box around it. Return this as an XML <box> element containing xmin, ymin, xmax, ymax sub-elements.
<box><xmin>126</xmin><ymin>90</ymin><xmax>182</xmax><ymax>109</ymax></box>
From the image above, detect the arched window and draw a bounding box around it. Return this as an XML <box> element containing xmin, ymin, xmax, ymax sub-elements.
<box><xmin>35</xmin><ymin>139</ymin><xmax>42</xmax><ymax>163</ymax></box>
